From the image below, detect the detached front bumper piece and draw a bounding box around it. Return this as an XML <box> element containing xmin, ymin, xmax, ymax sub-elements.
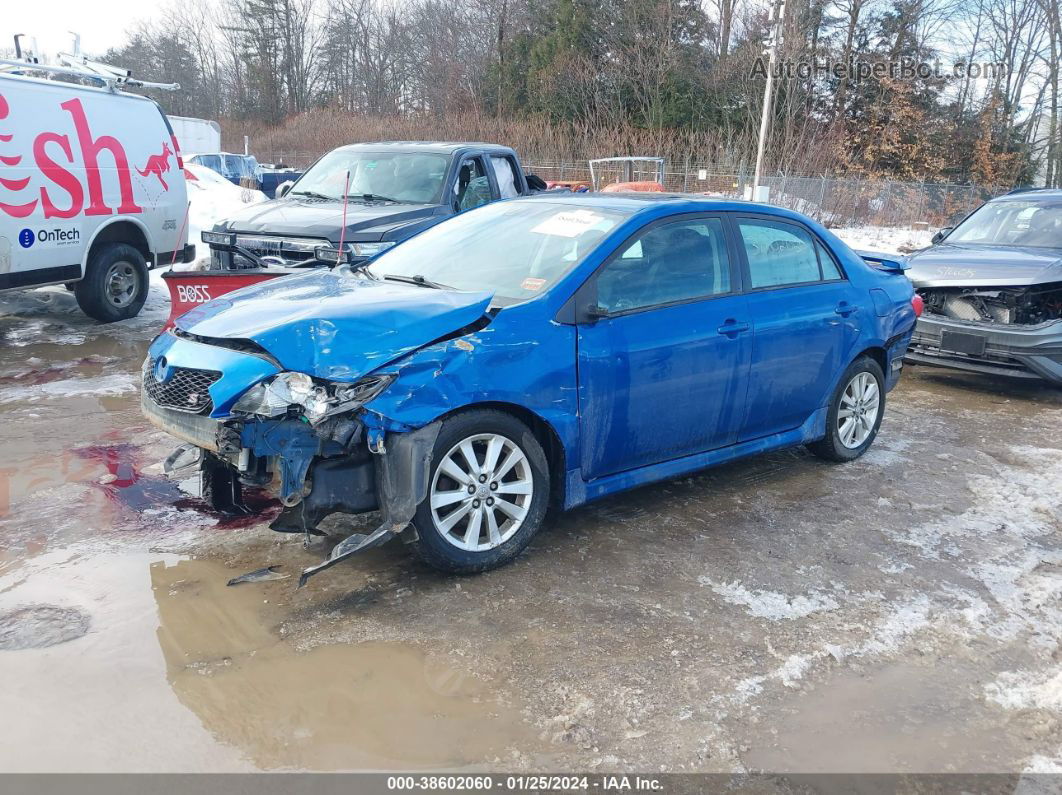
<box><xmin>907</xmin><ymin>315</ymin><xmax>1062</xmax><ymax>383</ymax></box>
<box><xmin>295</xmin><ymin>421</ymin><xmax>440</xmax><ymax>586</ymax></box>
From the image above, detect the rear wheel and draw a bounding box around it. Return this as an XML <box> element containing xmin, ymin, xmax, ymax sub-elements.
<box><xmin>75</xmin><ymin>243</ymin><xmax>149</xmax><ymax>323</ymax></box>
<box><xmin>411</xmin><ymin>410</ymin><xmax>550</xmax><ymax>574</ymax></box>
<box><xmin>807</xmin><ymin>356</ymin><xmax>885</xmax><ymax>462</ymax></box>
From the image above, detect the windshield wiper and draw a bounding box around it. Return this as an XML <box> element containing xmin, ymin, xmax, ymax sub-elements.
<box><xmin>352</xmin><ymin>193</ymin><xmax>403</xmax><ymax>203</ymax></box>
<box><xmin>380</xmin><ymin>274</ymin><xmax>449</xmax><ymax>290</ymax></box>
<box><xmin>290</xmin><ymin>190</ymin><xmax>336</xmax><ymax>200</ymax></box>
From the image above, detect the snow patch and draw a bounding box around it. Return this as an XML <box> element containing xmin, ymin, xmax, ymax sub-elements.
<box><xmin>986</xmin><ymin>668</ymin><xmax>1062</xmax><ymax>712</ymax></box>
<box><xmin>699</xmin><ymin>578</ymin><xmax>840</xmax><ymax>620</ymax></box>
<box><xmin>0</xmin><ymin>373</ymin><xmax>139</xmax><ymax>403</ymax></box>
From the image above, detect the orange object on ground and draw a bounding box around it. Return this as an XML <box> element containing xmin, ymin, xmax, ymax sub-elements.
<box><xmin>601</xmin><ymin>181</ymin><xmax>664</xmax><ymax>193</ymax></box>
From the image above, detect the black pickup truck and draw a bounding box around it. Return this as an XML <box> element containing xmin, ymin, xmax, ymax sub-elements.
<box><xmin>201</xmin><ymin>141</ymin><xmax>537</xmax><ymax>268</ymax></box>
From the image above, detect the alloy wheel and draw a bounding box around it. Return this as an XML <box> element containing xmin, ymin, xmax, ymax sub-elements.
<box><xmin>838</xmin><ymin>371</ymin><xmax>880</xmax><ymax>449</ymax></box>
<box><xmin>429</xmin><ymin>432</ymin><xmax>533</xmax><ymax>551</ymax></box>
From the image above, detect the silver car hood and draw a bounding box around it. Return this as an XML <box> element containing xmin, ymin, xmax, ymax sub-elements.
<box><xmin>906</xmin><ymin>243</ymin><xmax>1062</xmax><ymax>287</ymax></box>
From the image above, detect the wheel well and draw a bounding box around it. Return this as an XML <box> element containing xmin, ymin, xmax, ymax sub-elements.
<box><xmin>441</xmin><ymin>401</ymin><xmax>567</xmax><ymax>508</ymax></box>
<box><xmin>856</xmin><ymin>346</ymin><xmax>887</xmax><ymax>375</ymax></box>
<box><xmin>88</xmin><ymin>221</ymin><xmax>151</xmax><ymax>266</ymax></box>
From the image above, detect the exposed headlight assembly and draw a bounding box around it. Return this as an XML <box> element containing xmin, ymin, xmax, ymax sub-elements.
<box><xmin>231</xmin><ymin>372</ymin><xmax>395</xmax><ymax>423</ymax></box>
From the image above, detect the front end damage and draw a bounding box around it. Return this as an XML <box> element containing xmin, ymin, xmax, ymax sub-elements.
<box><xmin>142</xmin><ymin>268</ymin><xmax>500</xmax><ymax>584</ymax></box>
<box><xmin>907</xmin><ymin>282</ymin><xmax>1062</xmax><ymax>381</ymax></box>
<box><xmin>149</xmin><ymin>372</ymin><xmax>443</xmax><ymax>585</ymax></box>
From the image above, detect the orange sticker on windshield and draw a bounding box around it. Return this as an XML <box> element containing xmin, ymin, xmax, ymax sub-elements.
<box><xmin>521</xmin><ymin>277</ymin><xmax>546</xmax><ymax>291</ymax></box>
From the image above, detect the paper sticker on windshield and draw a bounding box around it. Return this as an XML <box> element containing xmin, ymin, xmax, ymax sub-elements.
<box><xmin>521</xmin><ymin>277</ymin><xmax>546</xmax><ymax>291</ymax></box>
<box><xmin>531</xmin><ymin>210</ymin><xmax>604</xmax><ymax>238</ymax></box>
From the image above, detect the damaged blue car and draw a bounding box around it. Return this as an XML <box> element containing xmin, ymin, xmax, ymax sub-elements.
<box><xmin>142</xmin><ymin>194</ymin><xmax>919</xmax><ymax>585</ymax></box>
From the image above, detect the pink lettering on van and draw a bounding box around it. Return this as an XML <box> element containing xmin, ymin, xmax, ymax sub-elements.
<box><xmin>60</xmin><ymin>98</ymin><xmax>143</xmax><ymax>216</ymax></box>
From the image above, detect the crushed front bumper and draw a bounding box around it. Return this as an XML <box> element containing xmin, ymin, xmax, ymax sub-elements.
<box><xmin>906</xmin><ymin>315</ymin><xmax>1062</xmax><ymax>383</ymax></box>
<box><xmin>143</xmin><ymin>387</ymin><xmax>441</xmax><ymax>585</ymax></box>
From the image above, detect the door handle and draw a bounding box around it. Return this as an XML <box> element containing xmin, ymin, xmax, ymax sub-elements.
<box><xmin>835</xmin><ymin>302</ymin><xmax>859</xmax><ymax>317</ymax></box>
<box><xmin>717</xmin><ymin>319</ymin><xmax>751</xmax><ymax>337</ymax></box>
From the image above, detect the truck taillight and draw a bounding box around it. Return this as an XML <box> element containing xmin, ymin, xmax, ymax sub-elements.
<box><xmin>911</xmin><ymin>294</ymin><xmax>924</xmax><ymax>317</ymax></box>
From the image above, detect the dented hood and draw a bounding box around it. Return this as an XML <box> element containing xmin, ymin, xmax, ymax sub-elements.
<box><xmin>175</xmin><ymin>271</ymin><xmax>493</xmax><ymax>381</ymax></box>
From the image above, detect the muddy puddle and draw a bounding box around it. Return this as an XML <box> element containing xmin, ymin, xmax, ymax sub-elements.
<box><xmin>153</xmin><ymin>558</ymin><xmax>539</xmax><ymax>770</ymax></box>
<box><xmin>0</xmin><ymin>549</ymin><xmax>540</xmax><ymax>772</ymax></box>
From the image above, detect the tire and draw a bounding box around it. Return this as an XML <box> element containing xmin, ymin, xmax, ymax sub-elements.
<box><xmin>74</xmin><ymin>243</ymin><xmax>149</xmax><ymax>323</ymax></box>
<box><xmin>411</xmin><ymin>409</ymin><xmax>550</xmax><ymax>574</ymax></box>
<box><xmin>807</xmin><ymin>356</ymin><xmax>886</xmax><ymax>463</ymax></box>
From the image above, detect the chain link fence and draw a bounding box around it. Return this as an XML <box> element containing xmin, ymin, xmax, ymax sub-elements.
<box><xmin>256</xmin><ymin>148</ymin><xmax>996</xmax><ymax>229</ymax></box>
<box><xmin>521</xmin><ymin>159</ymin><xmax>997</xmax><ymax>228</ymax></box>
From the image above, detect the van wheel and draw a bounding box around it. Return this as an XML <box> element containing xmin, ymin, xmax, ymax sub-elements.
<box><xmin>411</xmin><ymin>410</ymin><xmax>550</xmax><ymax>574</ymax></box>
<box><xmin>75</xmin><ymin>243</ymin><xmax>149</xmax><ymax>323</ymax></box>
<box><xmin>807</xmin><ymin>356</ymin><xmax>885</xmax><ymax>462</ymax></box>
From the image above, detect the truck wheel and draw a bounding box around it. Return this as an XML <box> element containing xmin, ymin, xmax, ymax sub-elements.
<box><xmin>74</xmin><ymin>243</ymin><xmax>149</xmax><ymax>323</ymax></box>
<box><xmin>807</xmin><ymin>356</ymin><xmax>885</xmax><ymax>462</ymax></box>
<box><xmin>411</xmin><ymin>410</ymin><xmax>550</xmax><ymax>574</ymax></box>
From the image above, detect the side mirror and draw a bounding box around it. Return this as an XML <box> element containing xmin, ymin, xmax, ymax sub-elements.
<box><xmin>276</xmin><ymin>180</ymin><xmax>295</xmax><ymax>198</ymax></box>
<box><xmin>578</xmin><ymin>303</ymin><xmax>611</xmax><ymax>323</ymax></box>
<box><xmin>931</xmin><ymin>226</ymin><xmax>952</xmax><ymax>245</ymax></box>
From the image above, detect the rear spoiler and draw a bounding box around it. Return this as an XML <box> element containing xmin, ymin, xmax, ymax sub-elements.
<box><xmin>855</xmin><ymin>250</ymin><xmax>909</xmax><ymax>273</ymax></box>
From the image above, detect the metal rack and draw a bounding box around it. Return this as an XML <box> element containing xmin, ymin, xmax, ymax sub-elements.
<box><xmin>0</xmin><ymin>33</ymin><xmax>179</xmax><ymax>92</ymax></box>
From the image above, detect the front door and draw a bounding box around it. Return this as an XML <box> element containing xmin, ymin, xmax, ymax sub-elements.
<box><xmin>732</xmin><ymin>215</ymin><xmax>862</xmax><ymax>441</ymax></box>
<box><xmin>577</xmin><ymin>215</ymin><xmax>752</xmax><ymax>479</ymax></box>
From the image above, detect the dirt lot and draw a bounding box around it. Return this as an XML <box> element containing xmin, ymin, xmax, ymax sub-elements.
<box><xmin>1</xmin><ymin>288</ymin><xmax>1061</xmax><ymax>774</ymax></box>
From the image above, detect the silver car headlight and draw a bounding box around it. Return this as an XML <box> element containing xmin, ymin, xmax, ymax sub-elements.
<box><xmin>231</xmin><ymin>372</ymin><xmax>395</xmax><ymax>422</ymax></box>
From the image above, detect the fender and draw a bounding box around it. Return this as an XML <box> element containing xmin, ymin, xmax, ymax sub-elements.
<box><xmin>81</xmin><ymin>214</ymin><xmax>156</xmax><ymax>273</ymax></box>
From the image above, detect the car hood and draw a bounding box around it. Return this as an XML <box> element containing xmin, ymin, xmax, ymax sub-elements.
<box><xmin>906</xmin><ymin>243</ymin><xmax>1062</xmax><ymax>287</ymax></box>
<box><xmin>214</xmin><ymin>197</ymin><xmax>446</xmax><ymax>241</ymax></box>
<box><xmin>175</xmin><ymin>271</ymin><xmax>493</xmax><ymax>381</ymax></box>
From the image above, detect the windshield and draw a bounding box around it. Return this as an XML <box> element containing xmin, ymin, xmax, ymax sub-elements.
<box><xmin>367</xmin><ymin>201</ymin><xmax>628</xmax><ymax>303</ymax></box>
<box><xmin>948</xmin><ymin>199</ymin><xmax>1062</xmax><ymax>249</ymax></box>
<box><xmin>292</xmin><ymin>150</ymin><xmax>449</xmax><ymax>203</ymax></box>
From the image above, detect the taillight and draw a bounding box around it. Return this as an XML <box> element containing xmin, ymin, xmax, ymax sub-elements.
<box><xmin>911</xmin><ymin>294</ymin><xmax>924</xmax><ymax>317</ymax></box>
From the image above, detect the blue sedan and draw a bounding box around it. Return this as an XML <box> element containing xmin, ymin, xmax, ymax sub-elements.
<box><xmin>142</xmin><ymin>194</ymin><xmax>919</xmax><ymax>584</ymax></box>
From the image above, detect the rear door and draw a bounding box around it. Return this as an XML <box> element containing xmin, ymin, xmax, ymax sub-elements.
<box><xmin>732</xmin><ymin>214</ymin><xmax>861</xmax><ymax>442</ymax></box>
<box><xmin>576</xmin><ymin>214</ymin><xmax>751</xmax><ymax>479</ymax></box>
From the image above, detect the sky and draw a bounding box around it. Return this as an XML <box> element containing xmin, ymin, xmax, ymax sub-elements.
<box><xmin>4</xmin><ymin>0</ymin><xmax>168</xmax><ymax>59</ymax></box>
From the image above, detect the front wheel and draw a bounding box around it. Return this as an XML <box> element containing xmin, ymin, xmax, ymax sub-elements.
<box><xmin>411</xmin><ymin>410</ymin><xmax>550</xmax><ymax>574</ymax></box>
<box><xmin>75</xmin><ymin>243</ymin><xmax>149</xmax><ymax>323</ymax></box>
<box><xmin>807</xmin><ymin>356</ymin><xmax>885</xmax><ymax>462</ymax></box>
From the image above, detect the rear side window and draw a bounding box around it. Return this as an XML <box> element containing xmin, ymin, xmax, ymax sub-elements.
<box><xmin>737</xmin><ymin>219</ymin><xmax>837</xmax><ymax>288</ymax></box>
<box><xmin>815</xmin><ymin>240</ymin><xmax>843</xmax><ymax>280</ymax></box>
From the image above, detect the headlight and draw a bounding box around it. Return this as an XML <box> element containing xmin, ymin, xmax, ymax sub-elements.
<box><xmin>201</xmin><ymin>230</ymin><xmax>235</xmax><ymax>246</ymax></box>
<box><xmin>230</xmin><ymin>372</ymin><xmax>395</xmax><ymax>422</ymax></box>
<box><xmin>347</xmin><ymin>241</ymin><xmax>396</xmax><ymax>258</ymax></box>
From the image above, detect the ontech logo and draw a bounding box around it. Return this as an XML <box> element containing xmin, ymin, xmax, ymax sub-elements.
<box><xmin>18</xmin><ymin>228</ymin><xmax>34</xmax><ymax>249</ymax></box>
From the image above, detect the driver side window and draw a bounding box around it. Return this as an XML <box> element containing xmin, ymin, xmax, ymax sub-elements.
<box><xmin>595</xmin><ymin>217</ymin><xmax>731</xmax><ymax>314</ymax></box>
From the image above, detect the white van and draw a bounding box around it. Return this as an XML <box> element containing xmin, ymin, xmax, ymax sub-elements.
<box><xmin>0</xmin><ymin>71</ymin><xmax>194</xmax><ymax>321</ymax></box>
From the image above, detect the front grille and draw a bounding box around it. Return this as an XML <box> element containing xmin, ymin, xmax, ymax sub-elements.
<box><xmin>143</xmin><ymin>363</ymin><xmax>221</xmax><ymax>415</ymax></box>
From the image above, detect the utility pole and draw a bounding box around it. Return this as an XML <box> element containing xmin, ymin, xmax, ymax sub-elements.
<box><xmin>752</xmin><ymin>0</ymin><xmax>786</xmax><ymax>201</ymax></box>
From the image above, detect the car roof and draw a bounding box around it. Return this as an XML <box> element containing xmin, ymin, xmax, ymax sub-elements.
<box><xmin>992</xmin><ymin>188</ymin><xmax>1062</xmax><ymax>203</ymax></box>
<box><xmin>508</xmin><ymin>191</ymin><xmax>808</xmax><ymax>219</ymax></box>
<box><xmin>334</xmin><ymin>141</ymin><xmax>515</xmax><ymax>155</ymax></box>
